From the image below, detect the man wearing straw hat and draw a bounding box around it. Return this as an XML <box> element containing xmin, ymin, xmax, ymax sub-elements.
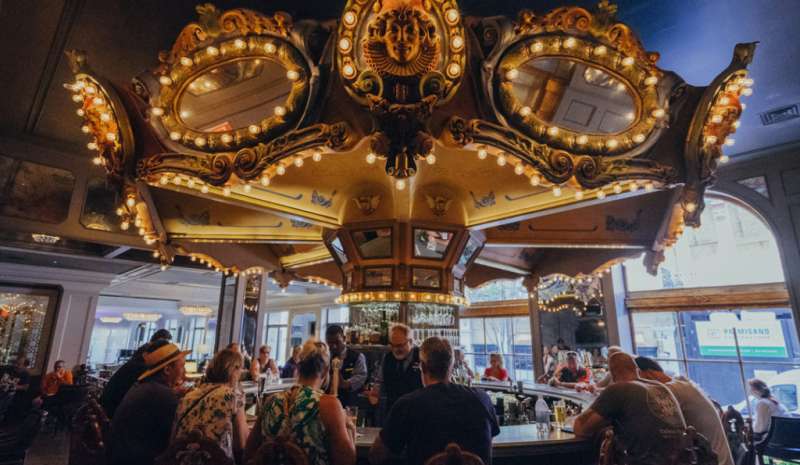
<box><xmin>110</xmin><ymin>340</ymin><xmax>190</xmax><ymax>465</ymax></box>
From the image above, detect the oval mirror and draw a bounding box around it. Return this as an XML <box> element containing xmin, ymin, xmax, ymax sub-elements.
<box><xmin>509</xmin><ymin>57</ymin><xmax>637</xmax><ymax>134</ymax></box>
<box><xmin>178</xmin><ymin>58</ymin><xmax>292</xmax><ymax>133</ymax></box>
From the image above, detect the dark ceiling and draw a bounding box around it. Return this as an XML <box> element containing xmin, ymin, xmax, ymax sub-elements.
<box><xmin>0</xmin><ymin>0</ymin><xmax>798</xmax><ymax>158</ymax></box>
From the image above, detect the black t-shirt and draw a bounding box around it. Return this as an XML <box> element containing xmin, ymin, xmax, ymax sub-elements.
<box><xmin>14</xmin><ymin>367</ymin><xmax>30</xmax><ymax>388</ymax></box>
<box><xmin>557</xmin><ymin>366</ymin><xmax>587</xmax><ymax>383</ymax></box>
<box><xmin>101</xmin><ymin>357</ymin><xmax>147</xmax><ymax>418</ymax></box>
<box><xmin>591</xmin><ymin>380</ymin><xmax>686</xmax><ymax>465</ymax></box>
<box><xmin>110</xmin><ymin>378</ymin><xmax>179</xmax><ymax>465</ymax></box>
<box><xmin>381</xmin><ymin>383</ymin><xmax>500</xmax><ymax>465</ymax></box>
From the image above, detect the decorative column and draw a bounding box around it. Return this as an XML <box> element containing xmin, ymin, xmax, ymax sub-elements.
<box><xmin>601</xmin><ymin>265</ymin><xmax>633</xmax><ymax>351</ymax></box>
<box><xmin>523</xmin><ymin>275</ymin><xmax>544</xmax><ymax>380</ymax></box>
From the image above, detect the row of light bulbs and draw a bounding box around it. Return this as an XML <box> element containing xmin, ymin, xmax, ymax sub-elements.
<box><xmin>701</xmin><ymin>73</ymin><xmax>755</xmax><ymax>163</ymax></box>
<box><xmin>64</xmin><ymin>78</ymin><xmax>119</xmax><ymax>167</ymax></box>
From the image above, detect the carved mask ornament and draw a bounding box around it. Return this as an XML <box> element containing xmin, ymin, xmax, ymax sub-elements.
<box><xmin>363</xmin><ymin>4</ymin><xmax>439</xmax><ymax>78</ymax></box>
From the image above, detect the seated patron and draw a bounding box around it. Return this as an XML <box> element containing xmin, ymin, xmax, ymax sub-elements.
<box><xmin>245</xmin><ymin>339</ymin><xmax>356</xmax><ymax>465</ymax></box>
<box><xmin>550</xmin><ymin>352</ymin><xmax>591</xmax><ymax>390</ymax></box>
<box><xmin>368</xmin><ymin>324</ymin><xmax>423</xmax><ymax>422</ymax></box>
<box><xmin>173</xmin><ymin>349</ymin><xmax>248</xmax><ymax>462</ymax></box>
<box><xmin>574</xmin><ymin>352</ymin><xmax>687</xmax><ymax>465</ymax></box>
<box><xmin>483</xmin><ymin>353</ymin><xmax>508</xmax><ymax>382</ymax></box>
<box><xmin>12</xmin><ymin>356</ymin><xmax>31</xmax><ymax>392</ymax></box>
<box><xmin>110</xmin><ymin>341</ymin><xmax>189</xmax><ymax>465</ymax></box>
<box><xmin>369</xmin><ymin>337</ymin><xmax>500</xmax><ymax>465</ymax></box>
<box><xmin>636</xmin><ymin>356</ymin><xmax>733</xmax><ymax>465</ymax></box>
<box><xmin>252</xmin><ymin>344</ymin><xmax>279</xmax><ymax>380</ymax></box>
<box><xmin>325</xmin><ymin>325</ymin><xmax>367</xmax><ymax>407</ymax></box>
<box><xmin>594</xmin><ymin>346</ymin><xmax>623</xmax><ymax>389</ymax></box>
<box><xmin>453</xmin><ymin>348</ymin><xmax>474</xmax><ymax>380</ymax></box>
<box><xmin>749</xmin><ymin>378</ymin><xmax>787</xmax><ymax>442</ymax></box>
<box><xmin>41</xmin><ymin>359</ymin><xmax>73</xmax><ymax>397</ymax></box>
<box><xmin>281</xmin><ymin>345</ymin><xmax>302</xmax><ymax>378</ymax></box>
<box><xmin>102</xmin><ymin>329</ymin><xmax>172</xmax><ymax>418</ymax></box>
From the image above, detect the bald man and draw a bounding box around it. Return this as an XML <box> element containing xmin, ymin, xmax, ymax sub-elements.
<box><xmin>574</xmin><ymin>352</ymin><xmax>687</xmax><ymax>465</ymax></box>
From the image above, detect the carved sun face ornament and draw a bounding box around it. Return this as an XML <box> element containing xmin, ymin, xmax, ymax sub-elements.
<box><xmin>338</xmin><ymin>0</ymin><xmax>465</xmax><ymax>183</ymax></box>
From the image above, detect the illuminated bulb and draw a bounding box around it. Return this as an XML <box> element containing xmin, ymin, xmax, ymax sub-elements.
<box><xmin>685</xmin><ymin>202</ymin><xmax>697</xmax><ymax>213</ymax></box>
<box><xmin>741</xmin><ymin>87</ymin><xmax>753</xmax><ymax>96</ymax></box>
<box><xmin>276</xmin><ymin>165</ymin><xmax>286</xmax><ymax>175</ymax></box>
<box><xmin>234</xmin><ymin>39</ymin><xmax>246</xmax><ymax>49</ymax></box>
<box><xmin>711</xmin><ymin>114</ymin><xmax>723</xmax><ymax>124</ymax></box>
<box><xmin>652</xmin><ymin>108</ymin><xmax>666</xmax><ymax>118</ymax></box>
<box><xmin>343</xmin><ymin>11</ymin><xmax>357</xmax><ymax>26</ymax></box>
<box><xmin>552</xmin><ymin>186</ymin><xmax>562</xmax><ymax>197</ymax></box>
<box><xmin>100</xmin><ymin>112</ymin><xmax>111</xmax><ymax>122</ymax></box>
<box><xmin>159</xmin><ymin>75</ymin><xmax>172</xmax><ymax>86</ymax></box>
<box><xmin>85</xmin><ymin>86</ymin><xmax>96</xmax><ymax>95</ymax></box>
<box><xmin>339</xmin><ymin>37</ymin><xmax>352</xmax><ymax>52</ymax></box>
<box><xmin>530</xmin><ymin>41</ymin><xmax>544</xmax><ymax>53</ymax></box>
<box><xmin>613</xmin><ymin>183</ymin><xmax>623</xmax><ymax>194</ymax></box>
<box><xmin>505</xmin><ymin>68</ymin><xmax>519</xmax><ymax>80</ymax></box>
<box><xmin>126</xmin><ymin>197</ymin><xmax>136</xmax><ymax>208</ymax></box>
<box><xmin>728</xmin><ymin>84</ymin><xmax>740</xmax><ymax>93</ymax></box>
<box><xmin>172</xmin><ymin>176</ymin><xmax>182</xmax><ymax>186</ymax></box>
<box><xmin>249</xmin><ymin>125</ymin><xmax>260</xmax><ymax>134</ymax></box>
<box><xmin>286</xmin><ymin>69</ymin><xmax>300</xmax><ymax>81</ymax></box>
<box><xmin>724</xmin><ymin>137</ymin><xmax>735</xmax><ymax>146</ymax></box>
<box><xmin>547</xmin><ymin>127</ymin><xmax>559</xmax><ymax>136</ymax></box>
<box><xmin>206</xmin><ymin>46</ymin><xmax>219</xmax><ymax>56</ymax></box>
<box><xmin>169</xmin><ymin>131</ymin><xmax>181</xmax><ymax>141</ymax></box>
<box><xmin>622</xmin><ymin>56</ymin><xmax>635</xmax><ymax>66</ymax></box>
<box><xmin>180</xmin><ymin>57</ymin><xmax>193</xmax><ymax>66</ymax></box>
<box><xmin>451</xmin><ymin>35</ymin><xmax>464</xmax><ymax>50</ymax></box>
<box><xmin>564</xmin><ymin>37</ymin><xmax>576</xmax><ymax>48</ymax></box>
<box><xmin>312</xmin><ymin>151</ymin><xmax>322</xmax><ymax>162</ymax></box>
<box><xmin>593</xmin><ymin>45</ymin><xmax>607</xmax><ymax>56</ymax></box>
<box><xmin>222</xmin><ymin>187</ymin><xmax>231</xmax><ymax>196</ymax></box>
<box><xmin>134</xmin><ymin>217</ymin><xmax>142</xmax><ymax>227</ymax></box>
<box><xmin>720</xmin><ymin>154</ymin><xmax>730</xmax><ymax>163</ymax></box>
<box><xmin>81</xmin><ymin>125</ymin><xmax>90</xmax><ymax>133</ymax></box>
<box><xmin>264</xmin><ymin>42</ymin><xmax>277</xmax><ymax>54</ymax></box>
<box><xmin>221</xmin><ymin>133</ymin><xmax>233</xmax><ymax>143</ymax></box>
<box><xmin>447</xmin><ymin>62</ymin><xmax>461</xmax><ymax>77</ymax></box>
<box><xmin>151</xmin><ymin>107</ymin><xmax>164</xmax><ymax>116</ymax></box>
<box><xmin>445</xmin><ymin>8</ymin><xmax>459</xmax><ymax>24</ymax></box>
<box><xmin>606</xmin><ymin>139</ymin><xmax>619</xmax><ymax>149</ymax></box>
<box><xmin>741</xmin><ymin>103</ymin><xmax>747</xmax><ymax>110</ymax></box>
<box><xmin>160</xmin><ymin>264</ymin><xmax>167</xmax><ymax>271</ymax></box>
<box><xmin>274</xmin><ymin>106</ymin><xmax>286</xmax><ymax>116</ymax></box>
<box><xmin>366</xmin><ymin>152</ymin><xmax>377</xmax><ymax>164</ymax></box>
<box><xmin>260</xmin><ymin>176</ymin><xmax>271</xmax><ymax>186</ymax></box>
<box><xmin>576</xmin><ymin>134</ymin><xmax>588</xmax><ymax>145</ymax></box>
<box><xmin>743</xmin><ymin>78</ymin><xmax>754</xmax><ymax>87</ymax></box>
<box><xmin>644</xmin><ymin>75</ymin><xmax>658</xmax><ymax>86</ymax></box>
<box><xmin>243</xmin><ymin>184</ymin><xmax>252</xmax><ymax>193</ymax></box>
<box><xmin>633</xmin><ymin>133</ymin><xmax>646</xmax><ymax>144</ymax></box>
<box><xmin>92</xmin><ymin>156</ymin><xmax>103</xmax><ymax>165</ymax></box>
<box><xmin>120</xmin><ymin>221</ymin><xmax>129</xmax><ymax>230</ymax></box>
<box><xmin>514</xmin><ymin>164</ymin><xmax>525</xmax><ymax>175</ymax></box>
<box><xmin>159</xmin><ymin>176</ymin><xmax>169</xmax><ymax>185</ymax></box>
<box><xmin>294</xmin><ymin>157</ymin><xmax>304</xmax><ymax>167</ymax></box>
<box><xmin>87</xmin><ymin>141</ymin><xmax>98</xmax><ymax>150</ymax></box>
<box><xmin>575</xmin><ymin>190</ymin><xmax>584</xmax><ymax>200</ymax></box>
<box><xmin>596</xmin><ymin>190</ymin><xmax>606</xmax><ymax>199</ymax></box>
<box><xmin>519</xmin><ymin>106</ymin><xmax>532</xmax><ymax>117</ymax></box>
<box><xmin>719</xmin><ymin>96</ymin><xmax>730</xmax><ymax>105</ymax></box>
<box><xmin>529</xmin><ymin>174</ymin><xmax>540</xmax><ymax>187</ymax></box>
<box><xmin>630</xmin><ymin>182</ymin><xmax>639</xmax><ymax>192</ymax></box>
<box><xmin>425</xmin><ymin>153</ymin><xmax>436</xmax><ymax>165</ymax></box>
<box><xmin>395</xmin><ymin>179</ymin><xmax>406</xmax><ymax>190</ymax></box>
<box><xmin>645</xmin><ymin>182</ymin><xmax>655</xmax><ymax>192</ymax></box>
<box><xmin>187</xmin><ymin>179</ymin><xmax>195</xmax><ymax>188</ymax></box>
<box><xmin>72</xmin><ymin>94</ymin><xmax>83</xmax><ymax>103</ymax></box>
<box><xmin>92</xmin><ymin>96</ymin><xmax>104</xmax><ymax>106</ymax></box>
<box><xmin>705</xmin><ymin>135</ymin><xmax>718</xmax><ymax>144</ymax></box>
<box><xmin>342</xmin><ymin>63</ymin><xmax>356</xmax><ymax>78</ymax></box>
<box><xmin>477</xmin><ymin>147</ymin><xmax>488</xmax><ymax>159</ymax></box>
<box><xmin>496</xmin><ymin>154</ymin><xmax>507</xmax><ymax>166</ymax></box>
<box><xmin>76</xmin><ymin>108</ymin><xmax>85</xmax><ymax>116</ymax></box>
<box><xmin>732</xmin><ymin>120</ymin><xmax>741</xmax><ymax>129</ymax></box>
<box><xmin>115</xmin><ymin>207</ymin><xmax>124</xmax><ymax>216</ymax></box>
<box><xmin>194</xmin><ymin>137</ymin><xmax>206</xmax><ymax>147</ymax></box>
<box><xmin>106</xmin><ymin>132</ymin><xmax>116</xmax><ymax>142</ymax></box>
<box><xmin>201</xmin><ymin>185</ymin><xmax>209</xmax><ymax>193</ymax></box>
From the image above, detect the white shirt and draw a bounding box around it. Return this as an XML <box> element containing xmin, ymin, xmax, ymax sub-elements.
<box><xmin>667</xmin><ymin>378</ymin><xmax>734</xmax><ymax>465</ymax></box>
<box><xmin>753</xmin><ymin>396</ymin><xmax>787</xmax><ymax>435</ymax></box>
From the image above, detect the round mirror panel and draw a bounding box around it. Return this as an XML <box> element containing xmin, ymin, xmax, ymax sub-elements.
<box><xmin>178</xmin><ymin>58</ymin><xmax>292</xmax><ymax>133</ymax></box>
<box><xmin>509</xmin><ymin>57</ymin><xmax>637</xmax><ymax>135</ymax></box>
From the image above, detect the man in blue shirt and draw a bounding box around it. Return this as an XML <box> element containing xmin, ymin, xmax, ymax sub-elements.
<box><xmin>369</xmin><ymin>337</ymin><xmax>500</xmax><ymax>465</ymax></box>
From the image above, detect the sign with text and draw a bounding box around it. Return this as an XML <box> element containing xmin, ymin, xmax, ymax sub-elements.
<box><xmin>696</xmin><ymin>320</ymin><xmax>787</xmax><ymax>358</ymax></box>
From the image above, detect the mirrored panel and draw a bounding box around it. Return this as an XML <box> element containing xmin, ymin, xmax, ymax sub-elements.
<box><xmin>412</xmin><ymin>268</ymin><xmax>441</xmax><ymax>289</ymax></box>
<box><xmin>509</xmin><ymin>57</ymin><xmax>636</xmax><ymax>134</ymax></box>
<box><xmin>364</xmin><ymin>267</ymin><xmax>392</xmax><ymax>288</ymax></box>
<box><xmin>458</xmin><ymin>236</ymin><xmax>481</xmax><ymax>266</ymax></box>
<box><xmin>178</xmin><ymin>58</ymin><xmax>292</xmax><ymax>132</ymax></box>
<box><xmin>352</xmin><ymin>228</ymin><xmax>392</xmax><ymax>259</ymax></box>
<box><xmin>81</xmin><ymin>177</ymin><xmax>134</xmax><ymax>233</ymax></box>
<box><xmin>413</xmin><ymin>229</ymin><xmax>454</xmax><ymax>259</ymax></box>
<box><xmin>0</xmin><ymin>155</ymin><xmax>74</xmax><ymax>224</ymax></box>
<box><xmin>330</xmin><ymin>237</ymin><xmax>349</xmax><ymax>264</ymax></box>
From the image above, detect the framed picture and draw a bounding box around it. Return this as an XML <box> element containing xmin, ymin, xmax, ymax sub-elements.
<box><xmin>412</xmin><ymin>268</ymin><xmax>441</xmax><ymax>289</ymax></box>
<box><xmin>364</xmin><ymin>267</ymin><xmax>393</xmax><ymax>288</ymax></box>
<box><xmin>412</xmin><ymin>228</ymin><xmax>454</xmax><ymax>260</ymax></box>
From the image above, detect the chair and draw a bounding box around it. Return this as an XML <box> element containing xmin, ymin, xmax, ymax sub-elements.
<box><xmin>762</xmin><ymin>415</ymin><xmax>800</xmax><ymax>463</ymax></box>
<box><xmin>0</xmin><ymin>408</ymin><xmax>45</xmax><ymax>465</ymax></box>
<box><xmin>423</xmin><ymin>444</ymin><xmax>485</xmax><ymax>465</ymax></box>
<box><xmin>247</xmin><ymin>435</ymin><xmax>310</xmax><ymax>465</ymax></box>
<box><xmin>155</xmin><ymin>430</ymin><xmax>234</xmax><ymax>465</ymax></box>
<box><xmin>69</xmin><ymin>398</ymin><xmax>110</xmax><ymax>465</ymax></box>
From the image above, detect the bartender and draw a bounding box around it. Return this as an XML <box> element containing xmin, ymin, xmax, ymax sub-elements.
<box><xmin>550</xmin><ymin>351</ymin><xmax>592</xmax><ymax>390</ymax></box>
<box><xmin>369</xmin><ymin>324</ymin><xmax>423</xmax><ymax>424</ymax></box>
<box><xmin>326</xmin><ymin>325</ymin><xmax>367</xmax><ymax>407</ymax></box>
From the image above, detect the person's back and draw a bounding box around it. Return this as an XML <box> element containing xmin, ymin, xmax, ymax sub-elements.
<box><xmin>382</xmin><ymin>382</ymin><xmax>499</xmax><ymax>465</ymax></box>
<box><xmin>591</xmin><ymin>380</ymin><xmax>686</xmax><ymax>465</ymax></box>
<box><xmin>174</xmin><ymin>383</ymin><xmax>239</xmax><ymax>459</ymax></box>
<box><xmin>102</xmin><ymin>355</ymin><xmax>146</xmax><ymax>418</ymax></box>
<box><xmin>261</xmin><ymin>385</ymin><xmax>330</xmax><ymax>465</ymax></box>
<box><xmin>667</xmin><ymin>378</ymin><xmax>734</xmax><ymax>465</ymax></box>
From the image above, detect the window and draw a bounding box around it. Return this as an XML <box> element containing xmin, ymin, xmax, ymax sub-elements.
<box><xmin>460</xmin><ymin>316</ymin><xmax>533</xmax><ymax>382</ymax></box>
<box><xmin>625</xmin><ymin>197</ymin><xmax>784</xmax><ymax>291</ymax></box>
<box><xmin>263</xmin><ymin>311</ymin><xmax>289</xmax><ymax>366</ymax></box>
<box><xmin>322</xmin><ymin>306</ymin><xmax>350</xmax><ymax>335</ymax></box>
<box><xmin>466</xmin><ymin>278</ymin><xmax>528</xmax><ymax>303</ymax></box>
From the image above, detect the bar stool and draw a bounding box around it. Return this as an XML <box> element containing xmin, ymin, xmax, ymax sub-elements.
<box><xmin>155</xmin><ymin>430</ymin><xmax>233</xmax><ymax>465</ymax></box>
<box><xmin>761</xmin><ymin>415</ymin><xmax>800</xmax><ymax>464</ymax></box>
<box><xmin>424</xmin><ymin>444</ymin><xmax>484</xmax><ymax>465</ymax></box>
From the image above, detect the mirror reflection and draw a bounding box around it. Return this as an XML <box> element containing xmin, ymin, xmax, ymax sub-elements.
<box><xmin>509</xmin><ymin>57</ymin><xmax>636</xmax><ymax>134</ymax></box>
<box><xmin>178</xmin><ymin>58</ymin><xmax>292</xmax><ymax>132</ymax></box>
<box><xmin>352</xmin><ymin>228</ymin><xmax>392</xmax><ymax>258</ymax></box>
<box><xmin>413</xmin><ymin>229</ymin><xmax>453</xmax><ymax>259</ymax></box>
<box><xmin>412</xmin><ymin>268</ymin><xmax>441</xmax><ymax>288</ymax></box>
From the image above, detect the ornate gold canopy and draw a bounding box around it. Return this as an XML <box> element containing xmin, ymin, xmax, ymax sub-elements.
<box><xmin>62</xmin><ymin>1</ymin><xmax>755</xmax><ymax>300</ymax></box>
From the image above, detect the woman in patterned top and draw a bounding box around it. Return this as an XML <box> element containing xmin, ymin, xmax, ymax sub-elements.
<box><xmin>245</xmin><ymin>339</ymin><xmax>356</xmax><ymax>465</ymax></box>
<box><xmin>173</xmin><ymin>349</ymin><xmax>248</xmax><ymax>462</ymax></box>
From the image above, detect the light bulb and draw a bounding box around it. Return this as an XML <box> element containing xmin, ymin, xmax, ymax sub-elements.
<box><xmin>445</xmin><ymin>8</ymin><xmax>459</xmax><ymax>24</ymax></box>
<box><xmin>613</xmin><ymin>184</ymin><xmax>622</xmax><ymax>194</ymax></box>
<box><xmin>622</xmin><ymin>56</ymin><xmax>635</xmax><ymax>66</ymax></box>
<box><xmin>243</xmin><ymin>184</ymin><xmax>252</xmax><ymax>193</ymax></box>
<box><xmin>724</xmin><ymin>137</ymin><xmax>735</xmax><ymax>146</ymax></box>
<box><xmin>339</xmin><ymin>37</ymin><xmax>352</xmax><ymax>52</ymax></box>
<box><xmin>120</xmin><ymin>221</ymin><xmax>129</xmax><ymax>230</ymax></box>
<box><xmin>286</xmin><ymin>69</ymin><xmax>300</xmax><ymax>81</ymax></box>
<box><xmin>234</xmin><ymin>39</ymin><xmax>246</xmax><ymax>49</ymax></box>
<box><xmin>312</xmin><ymin>151</ymin><xmax>322</xmax><ymax>162</ymax></box>
<box><xmin>187</xmin><ymin>179</ymin><xmax>195</xmax><ymax>188</ymax></box>
<box><xmin>342</xmin><ymin>64</ymin><xmax>356</xmax><ymax>78</ymax></box>
<box><xmin>644</xmin><ymin>76</ymin><xmax>658</xmax><ymax>86</ymax></box>
<box><xmin>206</xmin><ymin>46</ymin><xmax>219</xmax><ymax>56</ymax></box>
<box><xmin>514</xmin><ymin>164</ymin><xmax>525</xmax><ymax>175</ymax></box>
<box><xmin>505</xmin><ymin>68</ymin><xmax>519</xmax><ymax>80</ymax></box>
<box><xmin>87</xmin><ymin>141</ymin><xmax>98</xmax><ymax>150</ymax></box>
<box><xmin>594</xmin><ymin>45</ymin><xmax>607</xmax><ymax>56</ymax></box>
<box><xmin>596</xmin><ymin>190</ymin><xmax>606</xmax><ymax>199</ymax></box>
<box><xmin>705</xmin><ymin>135</ymin><xmax>718</xmax><ymax>144</ymax></box>
<box><xmin>264</xmin><ymin>43</ymin><xmax>277</xmax><ymax>54</ymax></box>
<box><xmin>451</xmin><ymin>35</ymin><xmax>464</xmax><ymax>50</ymax></box>
<box><xmin>159</xmin><ymin>75</ymin><xmax>172</xmax><ymax>86</ymax></box>
<box><xmin>477</xmin><ymin>147</ymin><xmax>488</xmax><ymax>159</ymax></box>
<box><xmin>741</xmin><ymin>88</ymin><xmax>753</xmax><ymax>97</ymax></box>
<box><xmin>425</xmin><ymin>153</ymin><xmax>436</xmax><ymax>165</ymax></box>
<box><xmin>194</xmin><ymin>137</ymin><xmax>206</xmax><ymax>147</ymax></box>
<box><xmin>575</xmin><ymin>190</ymin><xmax>584</xmax><ymax>200</ymax></box>
<box><xmin>169</xmin><ymin>131</ymin><xmax>181</xmax><ymax>141</ymax></box>
<box><xmin>92</xmin><ymin>96</ymin><xmax>104</xmax><ymax>106</ymax></box>
<box><xmin>72</xmin><ymin>94</ymin><xmax>83</xmax><ymax>103</ymax></box>
<box><xmin>652</xmin><ymin>108</ymin><xmax>666</xmax><ymax>119</ymax></box>
<box><xmin>366</xmin><ymin>152</ymin><xmax>377</xmax><ymax>164</ymax></box>
<box><xmin>564</xmin><ymin>37</ymin><xmax>576</xmax><ymax>48</ymax></box>
<box><xmin>447</xmin><ymin>62</ymin><xmax>461</xmax><ymax>78</ymax></box>
<box><xmin>276</xmin><ymin>165</ymin><xmax>286</xmax><ymax>175</ymax></box>
<box><xmin>222</xmin><ymin>187</ymin><xmax>231</xmax><ymax>196</ymax></box>
<box><xmin>630</xmin><ymin>182</ymin><xmax>639</xmax><ymax>192</ymax></box>
<box><xmin>519</xmin><ymin>106</ymin><xmax>532</xmax><ymax>117</ymax></box>
<box><xmin>343</xmin><ymin>11</ymin><xmax>357</xmax><ymax>26</ymax></box>
<box><xmin>100</xmin><ymin>113</ymin><xmax>111</xmax><ymax>122</ymax></box>
<box><xmin>172</xmin><ymin>176</ymin><xmax>181</xmax><ymax>186</ymax></box>
<box><xmin>633</xmin><ymin>133</ymin><xmax>646</xmax><ymax>144</ymax></box>
<box><xmin>106</xmin><ymin>132</ymin><xmax>116</xmax><ymax>142</ymax></box>
<box><xmin>76</xmin><ymin>109</ymin><xmax>85</xmax><ymax>116</ymax></box>
<box><xmin>92</xmin><ymin>156</ymin><xmax>103</xmax><ymax>165</ymax></box>
<box><xmin>274</xmin><ymin>106</ymin><xmax>286</xmax><ymax>116</ymax></box>
<box><xmin>552</xmin><ymin>186</ymin><xmax>562</xmax><ymax>197</ymax></box>
<box><xmin>732</xmin><ymin>120</ymin><xmax>741</xmax><ymax>129</ymax></box>
<box><xmin>606</xmin><ymin>139</ymin><xmax>619</xmax><ymax>149</ymax></box>
<box><xmin>159</xmin><ymin>176</ymin><xmax>169</xmax><ymax>185</ymax></box>
<box><xmin>529</xmin><ymin>175</ymin><xmax>540</xmax><ymax>187</ymax></box>
<box><xmin>496</xmin><ymin>154</ymin><xmax>507</xmax><ymax>166</ymax></box>
<box><xmin>395</xmin><ymin>179</ymin><xmax>406</xmax><ymax>190</ymax></box>
<box><xmin>261</xmin><ymin>176</ymin><xmax>270</xmax><ymax>186</ymax></box>
<box><xmin>547</xmin><ymin>127</ymin><xmax>559</xmax><ymax>136</ymax></box>
<box><xmin>294</xmin><ymin>157</ymin><xmax>304</xmax><ymax>167</ymax></box>
<box><xmin>151</xmin><ymin>107</ymin><xmax>164</xmax><ymax>116</ymax></box>
<box><xmin>126</xmin><ymin>197</ymin><xmax>136</xmax><ymax>207</ymax></box>
<box><xmin>221</xmin><ymin>133</ymin><xmax>233</xmax><ymax>143</ymax></box>
<box><xmin>720</xmin><ymin>154</ymin><xmax>730</xmax><ymax>163</ymax></box>
<box><xmin>719</xmin><ymin>96</ymin><xmax>730</xmax><ymax>106</ymax></box>
<box><xmin>576</xmin><ymin>135</ymin><xmax>588</xmax><ymax>145</ymax></box>
<box><xmin>645</xmin><ymin>182</ymin><xmax>655</xmax><ymax>192</ymax></box>
<box><xmin>201</xmin><ymin>185</ymin><xmax>209</xmax><ymax>194</ymax></box>
<box><xmin>530</xmin><ymin>41</ymin><xmax>544</xmax><ymax>53</ymax></box>
<box><xmin>249</xmin><ymin>125</ymin><xmax>260</xmax><ymax>134</ymax></box>
<box><xmin>180</xmin><ymin>57</ymin><xmax>193</xmax><ymax>66</ymax></box>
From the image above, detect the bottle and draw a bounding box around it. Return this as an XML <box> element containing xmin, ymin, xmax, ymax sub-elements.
<box><xmin>535</xmin><ymin>397</ymin><xmax>551</xmax><ymax>427</ymax></box>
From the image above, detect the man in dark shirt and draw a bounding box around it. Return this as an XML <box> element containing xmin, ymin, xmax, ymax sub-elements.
<box><xmin>110</xmin><ymin>340</ymin><xmax>188</xmax><ymax>465</ymax></box>
<box><xmin>101</xmin><ymin>329</ymin><xmax>171</xmax><ymax>418</ymax></box>
<box><xmin>368</xmin><ymin>324</ymin><xmax>424</xmax><ymax>425</ymax></box>
<box><xmin>551</xmin><ymin>351</ymin><xmax>591</xmax><ymax>390</ymax></box>
<box><xmin>574</xmin><ymin>352</ymin><xmax>687</xmax><ymax>465</ymax></box>
<box><xmin>326</xmin><ymin>325</ymin><xmax>367</xmax><ymax>407</ymax></box>
<box><xmin>369</xmin><ymin>337</ymin><xmax>500</xmax><ymax>465</ymax></box>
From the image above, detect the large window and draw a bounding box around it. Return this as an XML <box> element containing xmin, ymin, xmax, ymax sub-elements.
<box><xmin>466</xmin><ymin>278</ymin><xmax>528</xmax><ymax>303</ymax></box>
<box><xmin>263</xmin><ymin>311</ymin><xmax>289</xmax><ymax>366</ymax></box>
<box><xmin>460</xmin><ymin>316</ymin><xmax>533</xmax><ymax>382</ymax></box>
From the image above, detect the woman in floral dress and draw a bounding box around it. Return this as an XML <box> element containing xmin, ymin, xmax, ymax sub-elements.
<box><xmin>173</xmin><ymin>349</ymin><xmax>248</xmax><ymax>462</ymax></box>
<box><xmin>245</xmin><ymin>339</ymin><xmax>355</xmax><ymax>465</ymax></box>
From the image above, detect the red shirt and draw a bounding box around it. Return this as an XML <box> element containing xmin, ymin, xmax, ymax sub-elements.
<box><xmin>483</xmin><ymin>367</ymin><xmax>508</xmax><ymax>381</ymax></box>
